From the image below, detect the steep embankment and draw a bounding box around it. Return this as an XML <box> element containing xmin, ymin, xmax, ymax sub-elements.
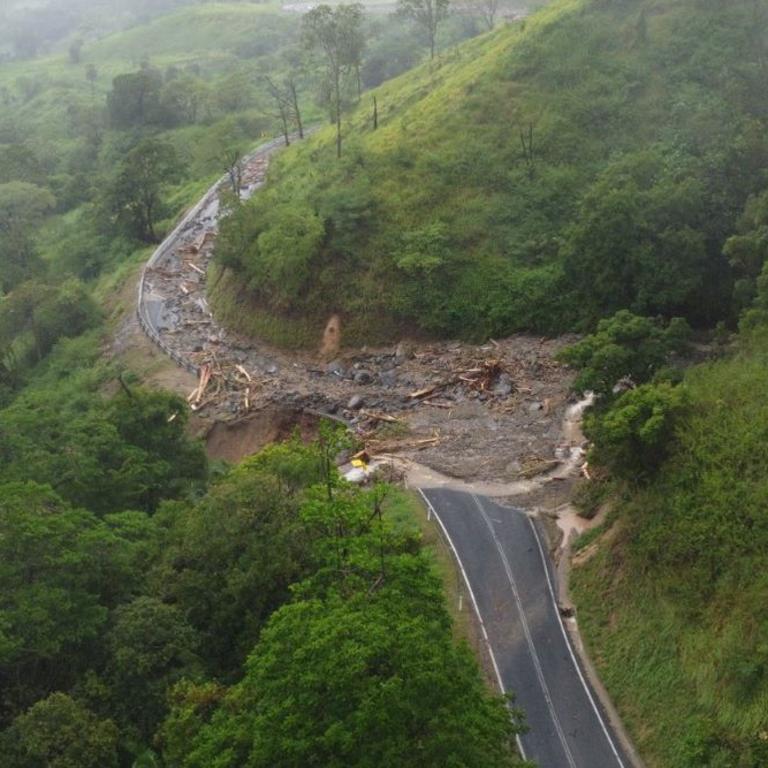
<box><xmin>568</xmin><ymin>327</ymin><xmax>768</xmax><ymax>768</ymax></box>
<box><xmin>212</xmin><ymin>0</ymin><xmax>768</xmax><ymax>345</ymax></box>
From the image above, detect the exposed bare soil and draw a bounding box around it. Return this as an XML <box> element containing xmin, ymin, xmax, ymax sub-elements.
<box><xmin>124</xmin><ymin>146</ymin><xmax>584</xmax><ymax>493</ymax></box>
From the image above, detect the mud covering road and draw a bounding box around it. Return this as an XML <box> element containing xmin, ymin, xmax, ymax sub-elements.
<box><xmin>130</xmin><ymin>137</ymin><xmax>580</xmax><ymax>499</ymax></box>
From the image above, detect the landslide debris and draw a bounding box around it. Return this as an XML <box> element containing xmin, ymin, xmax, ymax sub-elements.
<box><xmin>133</xmin><ymin>147</ymin><xmax>577</xmax><ymax>482</ymax></box>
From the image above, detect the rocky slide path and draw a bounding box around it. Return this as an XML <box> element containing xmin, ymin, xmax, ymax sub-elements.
<box><xmin>136</xmin><ymin>136</ymin><xmax>580</xmax><ymax>506</ymax></box>
<box><xmin>134</xmin><ymin>136</ymin><xmax>644</xmax><ymax>768</ymax></box>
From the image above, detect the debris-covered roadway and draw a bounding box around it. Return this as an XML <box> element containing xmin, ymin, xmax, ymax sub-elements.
<box><xmin>136</xmin><ymin>139</ymin><xmax>581</xmax><ymax>488</ymax></box>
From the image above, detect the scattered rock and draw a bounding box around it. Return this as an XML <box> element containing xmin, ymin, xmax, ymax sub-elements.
<box><xmin>326</xmin><ymin>360</ymin><xmax>345</xmax><ymax>376</ymax></box>
<box><xmin>395</xmin><ymin>341</ymin><xmax>413</xmax><ymax>362</ymax></box>
<box><xmin>528</xmin><ymin>401</ymin><xmax>544</xmax><ymax>413</ymax></box>
<box><xmin>347</xmin><ymin>395</ymin><xmax>365</xmax><ymax>410</ymax></box>
<box><xmin>354</xmin><ymin>369</ymin><xmax>373</xmax><ymax>385</ymax></box>
<box><xmin>379</xmin><ymin>369</ymin><xmax>398</xmax><ymax>388</ymax></box>
<box><xmin>493</xmin><ymin>373</ymin><xmax>514</xmax><ymax>397</ymax></box>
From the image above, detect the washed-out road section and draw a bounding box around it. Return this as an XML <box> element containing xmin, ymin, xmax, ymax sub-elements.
<box><xmin>133</xmin><ymin>135</ymin><xmax>636</xmax><ymax>767</ymax></box>
<box><xmin>420</xmin><ymin>488</ymin><xmax>630</xmax><ymax>768</ymax></box>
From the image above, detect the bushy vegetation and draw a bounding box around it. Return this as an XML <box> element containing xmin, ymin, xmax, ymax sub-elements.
<box><xmin>161</xmin><ymin>440</ymin><xmax>525</xmax><ymax>768</ymax></box>
<box><xmin>0</xmin><ymin>412</ymin><xmax>524</xmax><ymax>766</ymax></box>
<box><xmin>570</xmin><ymin>316</ymin><xmax>768</xmax><ymax>762</ymax></box>
<box><xmin>215</xmin><ymin>0</ymin><xmax>768</xmax><ymax>344</ymax></box>
<box><xmin>0</xmin><ymin>7</ymin><xmax>523</xmax><ymax>765</ymax></box>
<box><xmin>559</xmin><ymin>310</ymin><xmax>690</xmax><ymax>398</ymax></box>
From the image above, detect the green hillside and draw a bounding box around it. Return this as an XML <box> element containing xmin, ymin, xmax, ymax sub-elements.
<box><xmin>564</xmin><ymin>196</ymin><xmax>768</xmax><ymax>767</ymax></box>
<box><xmin>0</xmin><ymin>3</ymin><xmax>300</xmax><ymax>148</ymax></box>
<box><xmin>214</xmin><ymin>0</ymin><xmax>768</xmax><ymax>345</ymax></box>
<box><xmin>570</xmin><ymin>324</ymin><xmax>768</xmax><ymax>767</ymax></box>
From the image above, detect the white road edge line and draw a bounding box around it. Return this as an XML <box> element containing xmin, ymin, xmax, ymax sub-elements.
<box><xmin>527</xmin><ymin>515</ymin><xmax>628</xmax><ymax>768</ymax></box>
<box><xmin>472</xmin><ymin>494</ymin><xmax>578</xmax><ymax>768</ymax></box>
<box><xmin>417</xmin><ymin>489</ymin><xmax>528</xmax><ymax>763</ymax></box>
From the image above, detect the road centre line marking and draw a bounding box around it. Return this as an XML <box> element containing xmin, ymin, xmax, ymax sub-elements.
<box><xmin>472</xmin><ymin>494</ymin><xmax>578</xmax><ymax>768</ymax></box>
<box><xmin>527</xmin><ymin>515</ymin><xmax>628</xmax><ymax>768</ymax></box>
<box><xmin>417</xmin><ymin>489</ymin><xmax>527</xmax><ymax>763</ymax></box>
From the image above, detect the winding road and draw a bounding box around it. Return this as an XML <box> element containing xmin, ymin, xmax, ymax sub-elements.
<box><xmin>137</xmin><ymin>136</ymin><xmax>638</xmax><ymax>768</ymax></box>
<box><xmin>419</xmin><ymin>489</ymin><xmax>631</xmax><ymax>768</ymax></box>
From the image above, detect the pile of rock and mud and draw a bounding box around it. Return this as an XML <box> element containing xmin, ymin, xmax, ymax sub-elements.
<box><xmin>135</xmin><ymin>144</ymin><xmax>580</xmax><ymax>487</ymax></box>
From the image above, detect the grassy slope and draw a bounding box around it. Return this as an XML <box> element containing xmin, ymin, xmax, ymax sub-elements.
<box><xmin>571</xmin><ymin>336</ymin><xmax>768</xmax><ymax>767</ymax></box>
<box><xmin>0</xmin><ymin>3</ymin><xmax>297</xmax><ymax>166</ymax></box>
<box><xmin>214</xmin><ymin>0</ymin><xmax>764</xmax><ymax>346</ymax></box>
<box><xmin>0</xmin><ymin>3</ymin><xmax>284</xmax><ymax>82</ymax></box>
<box><xmin>213</xmin><ymin>2</ymin><xmax>584</xmax><ymax>345</ymax></box>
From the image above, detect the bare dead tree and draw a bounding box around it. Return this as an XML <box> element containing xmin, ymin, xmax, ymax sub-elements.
<box><xmin>286</xmin><ymin>76</ymin><xmax>304</xmax><ymax>139</ymax></box>
<box><xmin>265</xmin><ymin>74</ymin><xmax>306</xmax><ymax>145</ymax></box>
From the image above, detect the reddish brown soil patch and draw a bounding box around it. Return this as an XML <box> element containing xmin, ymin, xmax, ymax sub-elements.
<box><xmin>319</xmin><ymin>314</ymin><xmax>342</xmax><ymax>360</ymax></box>
<box><xmin>204</xmin><ymin>406</ymin><xmax>321</xmax><ymax>463</ymax></box>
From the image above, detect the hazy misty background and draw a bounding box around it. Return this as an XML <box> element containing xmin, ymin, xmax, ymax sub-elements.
<box><xmin>0</xmin><ymin>0</ymin><xmax>210</xmax><ymax>62</ymax></box>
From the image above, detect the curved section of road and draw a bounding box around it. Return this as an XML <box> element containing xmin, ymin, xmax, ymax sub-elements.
<box><xmin>136</xmin><ymin>136</ymin><xmax>290</xmax><ymax>379</ymax></box>
<box><xmin>420</xmin><ymin>488</ymin><xmax>631</xmax><ymax>768</ymax></box>
<box><xmin>135</xmin><ymin>135</ymin><xmax>638</xmax><ymax>768</ymax></box>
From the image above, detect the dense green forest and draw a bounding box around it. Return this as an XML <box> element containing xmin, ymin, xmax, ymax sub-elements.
<box><xmin>0</xmin><ymin>401</ymin><xmax>524</xmax><ymax>766</ymax></box>
<box><xmin>213</xmin><ymin>0</ymin><xmax>768</xmax><ymax>344</ymax></box>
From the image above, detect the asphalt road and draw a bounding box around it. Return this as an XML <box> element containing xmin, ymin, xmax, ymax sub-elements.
<box><xmin>420</xmin><ymin>488</ymin><xmax>630</xmax><ymax>768</ymax></box>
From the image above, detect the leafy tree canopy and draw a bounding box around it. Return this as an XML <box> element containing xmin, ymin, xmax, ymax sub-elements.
<box><xmin>108</xmin><ymin>138</ymin><xmax>184</xmax><ymax>243</ymax></box>
<box><xmin>168</xmin><ymin>464</ymin><xmax>524</xmax><ymax>768</ymax></box>
<box><xmin>0</xmin><ymin>387</ymin><xmax>207</xmax><ymax>515</ymax></box>
<box><xmin>584</xmin><ymin>381</ymin><xmax>689</xmax><ymax>480</ymax></box>
<box><xmin>3</xmin><ymin>693</ymin><xmax>119</xmax><ymax>768</ymax></box>
<box><xmin>560</xmin><ymin>310</ymin><xmax>690</xmax><ymax>399</ymax></box>
<box><xmin>155</xmin><ymin>442</ymin><xmax>322</xmax><ymax>677</ymax></box>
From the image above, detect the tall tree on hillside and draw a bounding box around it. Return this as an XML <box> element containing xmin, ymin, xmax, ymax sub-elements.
<box><xmin>264</xmin><ymin>76</ymin><xmax>296</xmax><ymax>147</ymax></box>
<box><xmin>339</xmin><ymin>3</ymin><xmax>367</xmax><ymax>98</ymax></box>
<box><xmin>107</xmin><ymin>69</ymin><xmax>167</xmax><ymax>129</ymax></box>
<box><xmin>455</xmin><ymin>0</ymin><xmax>498</xmax><ymax>31</ymax></box>
<box><xmin>0</xmin><ymin>181</ymin><xmax>55</xmax><ymax>294</ymax></box>
<box><xmin>108</xmin><ymin>138</ymin><xmax>184</xmax><ymax>242</ymax></box>
<box><xmin>479</xmin><ymin>0</ymin><xmax>499</xmax><ymax>30</ymax></box>
<box><xmin>302</xmin><ymin>3</ymin><xmax>365</xmax><ymax>158</ymax></box>
<box><xmin>397</xmin><ymin>0</ymin><xmax>450</xmax><ymax>60</ymax></box>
